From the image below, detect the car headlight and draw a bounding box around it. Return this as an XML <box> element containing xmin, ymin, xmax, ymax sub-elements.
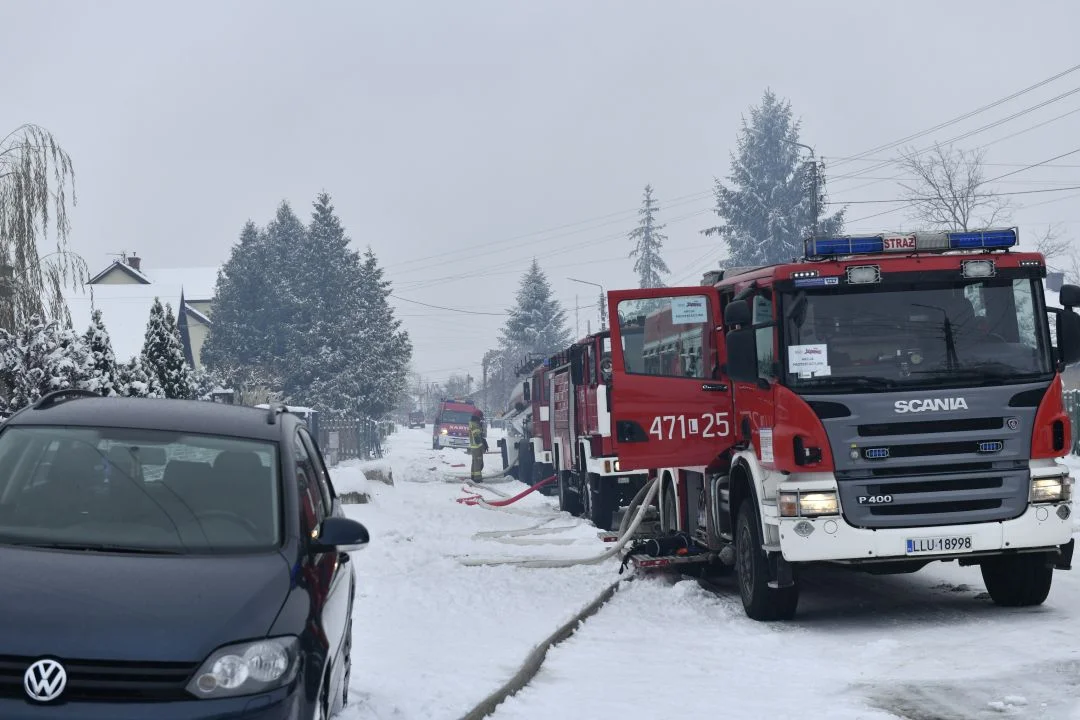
<box><xmin>440</xmin><ymin>428</ymin><xmax>449</xmax><ymax>435</ymax></box>
<box><xmin>187</xmin><ymin>637</ymin><xmax>299</xmax><ymax>699</ymax></box>
<box><xmin>778</xmin><ymin>490</ymin><xmax>839</xmax><ymax>518</ymax></box>
<box><xmin>1031</xmin><ymin>475</ymin><xmax>1073</xmax><ymax>503</ymax></box>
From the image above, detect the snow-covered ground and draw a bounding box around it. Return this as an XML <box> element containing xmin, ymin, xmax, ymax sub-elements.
<box><xmin>336</xmin><ymin>428</ymin><xmax>1080</xmax><ymax>720</ymax></box>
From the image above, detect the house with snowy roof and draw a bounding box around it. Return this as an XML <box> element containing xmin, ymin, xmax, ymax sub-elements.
<box><xmin>65</xmin><ymin>253</ymin><xmax>219</xmax><ymax>370</ymax></box>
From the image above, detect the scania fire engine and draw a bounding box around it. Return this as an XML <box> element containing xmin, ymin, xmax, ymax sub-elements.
<box><xmin>605</xmin><ymin>227</ymin><xmax>1080</xmax><ymax>620</ymax></box>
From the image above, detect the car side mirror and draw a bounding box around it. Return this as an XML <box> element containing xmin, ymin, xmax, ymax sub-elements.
<box><xmin>522</xmin><ymin>381</ymin><xmax>531</xmax><ymax>403</ymax></box>
<box><xmin>311</xmin><ymin>516</ymin><xmax>370</xmax><ymax>553</ymax></box>
<box><xmin>724</xmin><ymin>299</ymin><xmax>751</xmax><ymax>328</ymax></box>
<box><xmin>726</xmin><ymin>327</ymin><xmax>759</xmax><ymax>383</ymax></box>
<box><xmin>1061</xmin><ymin>284</ymin><xmax>1080</xmax><ymax>308</ymax></box>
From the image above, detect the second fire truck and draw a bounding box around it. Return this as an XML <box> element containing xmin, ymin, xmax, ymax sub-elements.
<box><xmin>499</xmin><ymin>335</ymin><xmax>649</xmax><ymax>527</ymax></box>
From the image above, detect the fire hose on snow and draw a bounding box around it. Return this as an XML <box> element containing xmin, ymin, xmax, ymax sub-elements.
<box><xmin>457</xmin><ymin>476</ymin><xmax>659</xmax><ymax>568</ymax></box>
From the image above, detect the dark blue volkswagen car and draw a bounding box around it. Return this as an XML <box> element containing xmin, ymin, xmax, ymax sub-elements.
<box><xmin>0</xmin><ymin>391</ymin><xmax>368</xmax><ymax>719</ymax></box>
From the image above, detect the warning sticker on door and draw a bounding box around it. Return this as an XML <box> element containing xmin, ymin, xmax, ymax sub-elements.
<box><xmin>759</xmin><ymin>428</ymin><xmax>774</xmax><ymax>464</ymax></box>
<box><xmin>788</xmin><ymin>344</ymin><xmax>830</xmax><ymax>376</ymax></box>
<box><xmin>670</xmin><ymin>296</ymin><xmax>708</xmax><ymax>325</ymax></box>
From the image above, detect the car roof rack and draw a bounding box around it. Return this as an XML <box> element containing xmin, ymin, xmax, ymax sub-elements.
<box><xmin>33</xmin><ymin>389</ymin><xmax>101</xmax><ymax>410</ymax></box>
<box><xmin>265</xmin><ymin>403</ymin><xmax>290</xmax><ymax>425</ymax></box>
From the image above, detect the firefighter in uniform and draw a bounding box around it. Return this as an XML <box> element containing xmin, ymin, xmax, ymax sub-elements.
<box><xmin>469</xmin><ymin>409</ymin><xmax>487</xmax><ymax>482</ymax></box>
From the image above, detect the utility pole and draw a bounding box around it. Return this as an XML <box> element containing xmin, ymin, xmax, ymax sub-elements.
<box><xmin>784</xmin><ymin>140</ymin><xmax>818</xmax><ymax>237</ymax></box>
<box><xmin>568</xmin><ymin>277</ymin><xmax>606</xmax><ymax>331</ymax></box>
<box><xmin>574</xmin><ymin>294</ymin><xmax>580</xmax><ymax>338</ymax></box>
<box><xmin>481</xmin><ymin>356</ymin><xmax>489</xmax><ymax>412</ymax></box>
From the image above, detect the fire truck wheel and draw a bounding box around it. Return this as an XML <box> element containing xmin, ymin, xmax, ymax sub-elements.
<box><xmin>980</xmin><ymin>553</ymin><xmax>1053</xmax><ymax>607</ymax></box>
<box><xmin>558</xmin><ymin>472</ymin><xmax>583</xmax><ymax>516</ymax></box>
<box><xmin>585</xmin><ymin>473</ymin><xmax>616</xmax><ymax>531</ymax></box>
<box><xmin>735</xmin><ymin>501</ymin><xmax>798</xmax><ymax>621</ymax></box>
<box><xmin>660</xmin><ymin>479</ymin><xmax>679</xmax><ymax>533</ymax></box>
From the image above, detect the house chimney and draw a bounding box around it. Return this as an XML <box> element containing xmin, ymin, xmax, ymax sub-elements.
<box><xmin>126</xmin><ymin>253</ymin><xmax>142</xmax><ymax>272</ymax></box>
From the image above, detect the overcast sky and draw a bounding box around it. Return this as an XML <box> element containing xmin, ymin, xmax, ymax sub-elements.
<box><xmin>3</xmin><ymin>1</ymin><xmax>1080</xmax><ymax>390</ymax></box>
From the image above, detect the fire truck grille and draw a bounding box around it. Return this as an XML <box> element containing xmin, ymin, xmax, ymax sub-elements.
<box><xmin>837</xmin><ymin>469</ymin><xmax>1028</xmax><ymax>529</ymax></box>
<box><xmin>857</xmin><ymin>417</ymin><xmax>1003</xmax><ymax>437</ymax></box>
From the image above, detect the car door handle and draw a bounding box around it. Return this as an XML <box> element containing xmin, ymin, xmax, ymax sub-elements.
<box><xmin>701</xmin><ymin>383</ymin><xmax>729</xmax><ymax>392</ymax></box>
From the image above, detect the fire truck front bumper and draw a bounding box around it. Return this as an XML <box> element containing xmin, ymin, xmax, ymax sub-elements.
<box><xmin>774</xmin><ymin>504</ymin><xmax>1074</xmax><ymax>564</ymax></box>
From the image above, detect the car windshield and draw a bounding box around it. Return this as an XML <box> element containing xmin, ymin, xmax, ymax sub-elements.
<box><xmin>439</xmin><ymin>410</ymin><xmax>474</xmax><ymax>424</ymax></box>
<box><xmin>782</xmin><ymin>276</ymin><xmax>1053</xmax><ymax>392</ymax></box>
<box><xmin>0</xmin><ymin>426</ymin><xmax>281</xmax><ymax>554</ymax></box>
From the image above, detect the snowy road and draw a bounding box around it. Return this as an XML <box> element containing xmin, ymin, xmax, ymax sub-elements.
<box><xmin>334</xmin><ymin>428</ymin><xmax>1080</xmax><ymax>720</ymax></box>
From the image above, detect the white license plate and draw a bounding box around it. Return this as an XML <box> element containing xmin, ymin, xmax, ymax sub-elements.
<box><xmin>905</xmin><ymin>535</ymin><xmax>973</xmax><ymax>555</ymax></box>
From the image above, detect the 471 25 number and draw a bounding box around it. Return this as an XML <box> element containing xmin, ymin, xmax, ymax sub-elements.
<box><xmin>648</xmin><ymin>412</ymin><xmax>731</xmax><ymax>441</ymax></box>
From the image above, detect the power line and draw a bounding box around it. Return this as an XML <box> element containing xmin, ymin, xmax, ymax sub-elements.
<box><xmin>830</xmin><ymin>62</ymin><xmax>1080</xmax><ymax>169</ymax></box>
<box><xmin>830</xmin><ymin>86</ymin><xmax>1080</xmax><ymax>187</ymax></box>
<box><xmin>389</xmin><ymin>294</ymin><xmax>509</xmax><ymax>316</ymax></box>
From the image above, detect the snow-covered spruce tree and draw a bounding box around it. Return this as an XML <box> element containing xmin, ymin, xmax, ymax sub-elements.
<box><xmin>202</xmin><ymin>219</ymin><xmax>281</xmax><ymax>382</ymax></box>
<box><xmin>499</xmin><ymin>259</ymin><xmax>571</xmax><ymax>361</ymax></box>
<box><xmin>117</xmin><ymin>356</ymin><xmax>162</xmax><ymax>398</ymax></box>
<box><xmin>0</xmin><ymin>316</ymin><xmax>92</xmax><ymax>411</ymax></box>
<box><xmin>704</xmin><ymin>89</ymin><xmax>844</xmax><ymax>266</ymax></box>
<box><xmin>141</xmin><ymin>298</ymin><xmax>193</xmax><ymax>400</ymax></box>
<box><xmin>628</xmin><ymin>184</ymin><xmax>670</xmax><ymax>288</ymax></box>
<box><xmin>82</xmin><ymin>309</ymin><xmax>119</xmax><ymax>396</ymax></box>
<box><xmin>289</xmin><ymin>197</ymin><xmax>411</xmax><ymax>421</ymax></box>
<box><xmin>51</xmin><ymin>323</ymin><xmax>93</xmax><ymax>394</ymax></box>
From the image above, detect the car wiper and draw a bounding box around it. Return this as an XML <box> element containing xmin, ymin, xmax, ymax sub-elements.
<box><xmin>11</xmin><ymin>541</ymin><xmax>183</xmax><ymax>555</ymax></box>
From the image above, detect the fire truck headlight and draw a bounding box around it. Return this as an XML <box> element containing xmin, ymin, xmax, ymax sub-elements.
<box><xmin>799</xmin><ymin>492</ymin><xmax>840</xmax><ymax>517</ymax></box>
<box><xmin>779</xmin><ymin>492</ymin><xmax>799</xmax><ymax>517</ymax></box>
<box><xmin>1031</xmin><ymin>476</ymin><xmax>1072</xmax><ymax>503</ymax></box>
<box><xmin>440</xmin><ymin>428</ymin><xmax>449</xmax><ymax>435</ymax></box>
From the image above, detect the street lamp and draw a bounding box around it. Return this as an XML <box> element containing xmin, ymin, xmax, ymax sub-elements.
<box><xmin>782</xmin><ymin>139</ymin><xmax>819</xmax><ymax>238</ymax></box>
<box><xmin>568</xmin><ymin>277</ymin><xmax>606</xmax><ymax>331</ymax></box>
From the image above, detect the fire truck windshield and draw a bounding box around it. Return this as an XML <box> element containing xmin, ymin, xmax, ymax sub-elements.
<box><xmin>781</xmin><ymin>276</ymin><xmax>1053</xmax><ymax>392</ymax></box>
<box><xmin>438</xmin><ymin>410</ymin><xmax>474</xmax><ymax>424</ymax></box>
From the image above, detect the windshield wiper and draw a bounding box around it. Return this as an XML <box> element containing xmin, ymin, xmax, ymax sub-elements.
<box><xmin>912</xmin><ymin>362</ymin><xmax>1049</xmax><ymax>383</ymax></box>
<box><xmin>797</xmin><ymin>376</ymin><xmax>897</xmax><ymax>391</ymax></box>
<box><xmin>10</xmin><ymin>541</ymin><xmax>183</xmax><ymax>555</ymax></box>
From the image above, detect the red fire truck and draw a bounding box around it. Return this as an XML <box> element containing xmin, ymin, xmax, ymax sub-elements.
<box><xmin>499</xmin><ymin>360</ymin><xmax>555</xmax><ymax>491</ymax></box>
<box><xmin>432</xmin><ymin>399</ymin><xmax>477</xmax><ymax>450</ymax></box>
<box><xmin>546</xmin><ymin>333</ymin><xmax>650</xmax><ymax>530</ymax></box>
<box><xmin>606</xmin><ymin>228</ymin><xmax>1080</xmax><ymax>620</ymax></box>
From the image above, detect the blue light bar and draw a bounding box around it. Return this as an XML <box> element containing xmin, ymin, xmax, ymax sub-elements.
<box><xmin>804</xmin><ymin>228</ymin><xmax>1017</xmax><ymax>258</ymax></box>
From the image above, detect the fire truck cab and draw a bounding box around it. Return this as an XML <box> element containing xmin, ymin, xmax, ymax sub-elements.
<box><xmin>432</xmin><ymin>399</ymin><xmax>477</xmax><ymax>450</ymax></box>
<box><xmin>607</xmin><ymin>228</ymin><xmax>1080</xmax><ymax>620</ymax></box>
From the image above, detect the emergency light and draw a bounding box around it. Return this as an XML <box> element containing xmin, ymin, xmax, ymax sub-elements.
<box><xmin>804</xmin><ymin>228</ymin><xmax>1018</xmax><ymax>258</ymax></box>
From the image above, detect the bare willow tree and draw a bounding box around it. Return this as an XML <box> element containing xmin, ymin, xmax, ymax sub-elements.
<box><xmin>898</xmin><ymin>144</ymin><xmax>1011</xmax><ymax>232</ymax></box>
<box><xmin>0</xmin><ymin>124</ymin><xmax>85</xmax><ymax>331</ymax></box>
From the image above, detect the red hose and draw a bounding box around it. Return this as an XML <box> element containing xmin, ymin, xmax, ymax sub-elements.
<box><xmin>457</xmin><ymin>475</ymin><xmax>556</xmax><ymax>507</ymax></box>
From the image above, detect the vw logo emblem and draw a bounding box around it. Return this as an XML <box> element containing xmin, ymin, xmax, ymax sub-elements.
<box><xmin>23</xmin><ymin>658</ymin><xmax>67</xmax><ymax>702</ymax></box>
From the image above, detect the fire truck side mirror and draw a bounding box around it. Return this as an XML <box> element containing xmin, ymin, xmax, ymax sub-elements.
<box><xmin>1060</xmin><ymin>284</ymin><xmax>1080</xmax><ymax>309</ymax></box>
<box><xmin>724</xmin><ymin>300</ymin><xmax>752</xmax><ymax>328</ymax></box>
<box><xmin>1056</xmin><ymin>307</ymin><xmax>1080</xmax><ymax>365</ymax></box>
<box><xmin>726</xmin><ymin>327</ymin><xmax>759</xmax><ymax>383</ymax></box>
<box><xmin>522</xmin><ymin>381</ymin><xmax>531</xmax><ymax>403</ymax></box>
